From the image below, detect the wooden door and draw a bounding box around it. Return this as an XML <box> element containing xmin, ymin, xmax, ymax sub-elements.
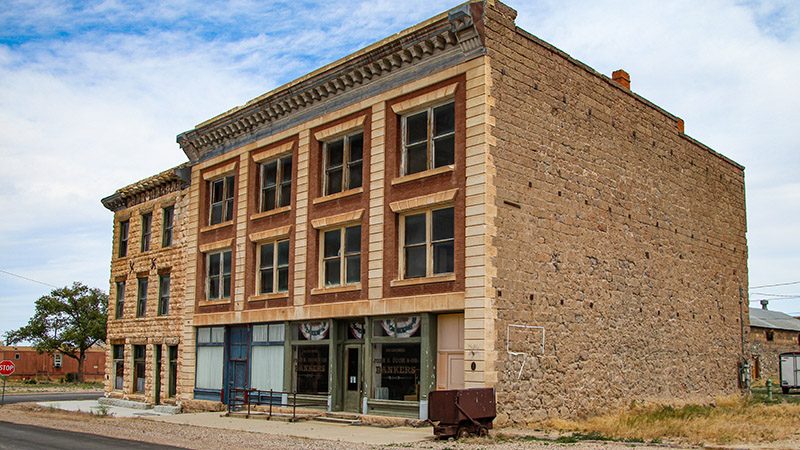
<box><xmin>436</xmin><ymin>313</ymin><xmax>464</xmax><ymax>390</ymax></box>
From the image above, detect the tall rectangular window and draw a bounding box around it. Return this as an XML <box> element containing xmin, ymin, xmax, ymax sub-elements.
<box><xmin>115</xmin><ymin>281</ymin><xmax>125</xmax><ymax>319</ymax></box>
<box><xmin>162</xmin><ymin>205</ymin><xmax>174</xmax><ymax>247</ymax></box>
<box><xmin>260</xmin><ymin>155</ymin><xmax>292</xmax><ymax>212</ymax></box>
<box><xmin>206</xmin><ymin>250</ymin><xmax>232</xmax><ymax>300</ymax></box>
<box><xmin>113</xmin><ymin>345</ymin><xmax>124</xmax><ymax>390</ymax></box>
<box><xmin>118</xmin><ymin>220</ymin><xmax>129</xmax><ymax>257</ymax></box>
<box><xmin>323</xmin><ymin>132</ymin><xmax>363</xmax><ymax>195</ymax></box>
<box><xmin>322</xmin><ymin>225</ymin><xmax>361</xmax><ymax>287</ymax></box>
<box><xmin>250</xmin><ymin>324</ymin><xmax>285</xmax><ymax>392</ymax></box>
<box><xmin>196</xmin><ymin>327</ymin><xmax>224</xmax><ymax>391</ymax></box>
<box><xmin>158</xmin><ymin>274</ymin><xmax>170</xmax><ymax>316</ymax></box>
<box><xmin>140</xmin><ymin>212</ymin><xmax>152</xmax><ymax>252</ymax></box>
<box><xmin>133</xmin><ymin>345</ymin><xmax>146</xmax><ymax>393</ymax></box>
<box><xmin>258</xmin><ymin>239</ymin><xmax>290</xmax><ymax>294</ymax></box>
<box><xmin>402</xmin><ymin>101</ymin><xmax>454</xmax><ymax>175</ymax></box>
<box><xmin>402</xmin><ymin>207</ymin><xmax>454</xmax><ymax>278</ymax></box>
<box><xmin>209</xmin><ymin>175</ymin><xmax>235</xmax><ymax>225</ymax></box>
<box><xmin>136</xmin><ymin>277</ymin><xmax>148</xmax><ymax>317</ymax></box>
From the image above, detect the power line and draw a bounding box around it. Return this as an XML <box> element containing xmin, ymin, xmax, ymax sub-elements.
<box><xmin>750</xmin><ymin>296</ymin><xmax>800</xmax><ymax>302</ymax></box>
<box><xmin>750</xmin><ymin>292</ymin><xmax>800</xmax><ymax>298</ymax></box>
<box><xmin>0</xmin><ymin>269</ymin><xmax>59</xmax><ymax>289</ymax></box>
<box><xmin>750</xmin><ymin>280</ymin><xmax>800</xmax><ymax>289</ymax></box>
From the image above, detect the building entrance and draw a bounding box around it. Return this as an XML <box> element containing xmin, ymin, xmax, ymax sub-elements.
<box><xmin>343</xmin><ymin>344</ymin><xmax>363</xmax><ymax>413</ymax></box>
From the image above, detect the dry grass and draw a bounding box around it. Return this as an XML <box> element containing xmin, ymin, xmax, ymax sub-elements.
<box><xmin>543</xmin><ymin>396</ymin><xmax>800</xmax><ymax>444</ymax></box>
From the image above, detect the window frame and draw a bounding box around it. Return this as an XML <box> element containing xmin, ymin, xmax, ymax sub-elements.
<box><xmin>118</xmin><ymin>220</ymin><xmax>129</xmax><ymax>257</ymax></box>
<box><xmin>400</xmin><ymin>100</ymin><xmax>455</xmax><ymax>176</ymax></box>
<box><xmin>53</xmin><ymin>352</ymin><xmax>62</xmax><ymax>368</ymax></box>
<box><xmin>208</xmin><ymin>175</ymin><xmax>235</xmax><ymax>226</ymax></box>
<box><xmin>162</xmin><ymin>205</ymin><xmax>175</xmax><ymax>247</ymax></box>
<box><xmin>140</xmin><ymin>212</ymin><xmax>152</xmax><ymax>252</ymax></box>
<box><xmin>113</xmin><ymin>344</ymin><xmax>125</xmax><ymax>390</ymax></box>
<box><xmin>259</xmin><ymin>154</ymin><xmax>293</xmax><ymax>212</ymax></box>
<box><xmin>136</xmin><ymin>277</ymin><xmax>148</xmax><ymax>317</ymax></box>
<box><xmin>195</xmin><ymin>326</ymin><xmax>225</xmax><ymax>393</ymax></box>
<box><xmin>322</xmin><ymin>131</ymin><xmax>364</xmax><ymax>196</ymax></box>
<box><xmin>115</xmin><ymin>281</ymin><xmax>125</xmax><ymax>319</ymax></box>
<box><xmin>399</xmin><ymin>206</ymin><xmax>455</xmax><ymax>279</ymax></box>
<box><xmin>158</xmin><ymin>274</ymin><xmax>170</xmax><ymax>316</ymax></box>
<box><xmin>319</xmin><ymin>224</ymin><xmax>361</xmax><ymax>288</ymax></box>
<box><xmin>133</xmin><ymin>344</ymin><xmax>146</xmax><ymax>394</ymax></box>
<box><xmin>205</xmin><ymin>249</ymin><xmax>232</xmax><ymax>301</ymax></box>
<box><xmin>256</xmin><ymin>239</ymin><xmax>290</xmax><ymax>295</ymax></box>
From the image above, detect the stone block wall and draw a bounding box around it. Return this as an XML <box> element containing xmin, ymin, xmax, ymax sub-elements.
<box><xmin>105</xmin><ymin>185</ymin><xmax>189</xmax><ymax>405</ymax></box>
<box><xmin>750</xmin><ymin>327</ymin><xmax>800</xmax><ymax>381</ymax></box>
<box><xmin>483</xmin><ymin>1</ymin><xmax>748</xmax><ymax>423</ymax></box>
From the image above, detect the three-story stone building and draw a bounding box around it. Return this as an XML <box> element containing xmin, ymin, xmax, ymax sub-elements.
<box><xmin>103</xmin><ymin>1</ymin><xmax>749</xmax><ymax>423</ymax></box>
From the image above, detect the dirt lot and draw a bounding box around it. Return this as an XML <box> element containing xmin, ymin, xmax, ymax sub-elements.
<box><xmin>2</xmin><ymin>381</ymin><xmax>103</xmax><ymax>393</ymax></box>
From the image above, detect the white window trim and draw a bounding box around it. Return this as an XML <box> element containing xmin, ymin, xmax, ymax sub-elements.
<box><xmin>398</xmin><ymin>206</ymin><xmax>455</xmax><ymax>280</ymax></box>
<box><xmin>319</xmin><ymin>224</ymin><xmax>361</xmax><ymax>288</ymax></box>
<box><xmin>53</xmin><ymin>352</ymin><xmax>62</xmax><ymax>368</ymax></box>
<box><xmin>322</xmin><ymin>131</ymin><xmax>364</xmax><ymax>196</ymax></box>
<box><xmin>208</xmin><ymin>175</ymin><xmax>235</xmax><ymax>226</ymax></box>
<box><xmin>259</xmin><ymin>153</ymin><xmax>292</xmax><ymax>213</ymax></box>
<box><xmin>400</xmin><ymin>99</ymin><xmax>455</xmax><ymax>176</ymax></box>
<box><xmin>205</xmin><ymin>249</ymin><xmax>232</xmax><ymax>301</ymax></box>
<box><xmin>256</xmin><ymin>239</ymin><xmax>290</xmax><ymax>295</ymax></box>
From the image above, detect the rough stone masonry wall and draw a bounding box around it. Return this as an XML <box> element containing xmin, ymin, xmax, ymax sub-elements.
<box><xmin>750</xmin><ymin>327</ymin><xmax>800</xmax><ymax>381</ymax></box>
<box><xmin>105</xmin><ymin>187</ymin><xmax>189</xmax><ymax>405</ymax></box>
<box><xmin>483</xmin><ymin>2</ymin><xmax>749</xmax><ymax>423</ymax></box>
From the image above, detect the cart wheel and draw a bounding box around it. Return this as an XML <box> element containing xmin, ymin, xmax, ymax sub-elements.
<box><xmin>457</xmin><ymin>425</ymin><xmax>471</xmax><ymax>439</ymax></box>
<box><xmin>478</xmin><ymin>426</ymin><xmax>489</xmax><ymax>437</ymax></box>
<box><xmin>782</xmin><ymin>387</ymin><xmax>790</xmax><ymax>395</ymax></box>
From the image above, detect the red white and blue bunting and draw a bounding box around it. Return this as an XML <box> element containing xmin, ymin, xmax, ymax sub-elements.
<box><xmin>299</xmin><ymin>321</ymin><xmax>330</xmax><ymax>341</ymax></box>
<box><xmin>381</xmin><ymin>316</ymin><xmax>421</xmax><ymax>338</ymax></box>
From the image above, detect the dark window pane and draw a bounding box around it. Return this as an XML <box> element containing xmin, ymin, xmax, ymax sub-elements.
<box><xmin>277</xmin><ymin>267</ymin><xmax>289</xmax><ymax>292</ymax></box>
<box><xmin>223</xmin><ymin>251</ymin><xmax>231</xmax><ymax>274</ymax></box>
<box><xmin>348</xmin><ymin>162</ymin><xmax>362</xmax><ymax>189</ymax></box>
<box><xmin>327</xmin><ymin>139</ymin><xmax>344</xmax><ymax>167</ymax></box>
<box><xmin>405</xmin><ymin>143</ymin><xmax>427</xmax><ymax>174</ymax></box>
<box><xmin>324</xmin><ymin>230</ymin><xmax>341</xmax><ymax>258</ymax></box>
<box><xmin>223</xmin><ymin>274</ymin><xmax>231</xmax><ymax>297</ymax></box>
<box><xmin>433</xmin><ymin>102</ymin><xmax>455</xmax><ymax>135</ymax></box>
<box><xmin>263</xmin><ymin>187</ymin><xmax>277</xmax><ymax>211</ymax></box>
<box><xmin>406</xmin><ymin>111</ymin><xmax>428</xmax><ymax>144</ymax></box>
<box><xmin>209</xmin><ymin>253</ymin><xmax>220</xmax><ymax>276</ymax></box>
<box><xmin>404</xmin><ymin>214</ymin><xmax>426</xmax><ymax>245</ymax></box>
<box><xmin>225</xmin><ymin>198</ymin><xmax>234</xmax><ymax>221</ymax></box>
<box><xmin>209</xmin><ymin>276</ymin><xmax>219</xmax><ymax>299</ymax></box>
<box><xmin>281</xmin><ymin>157</ymin><xmax>292</xmax><ymax>180</ymax></box>
<box><xmin>345</xmin><ymin>226</ymin><xmax>361</xmax><ymax>254</ymax></box>
<box><xmin>433</xmin><ymin>241</ymin><xmax>454</xmax><ymax>274</ymax></box>
<box><xmin>279</xmin><ymin>182</ymin><xmax>292</xmax><ymax>207</ymax></box>
<box><xmin>433</xmin><ymin>135</ymin><xmax>454</xmax><ymax>168</ymax></box>
<box><xmin>260</xmin><ymin>243</ymin><xmax>274</xmax><ymax>269</ymax></box>
<box><xmin>277</xmin><ymin>240</ymin><xmax>290</xmax><ymax>266</ymax></box>
<box><xmin>324</xmin><ymin>260</ymin><xmax>341</xmax><ymax>286</ymax></box>
<box><xmin>326</xmin><ymin>168</ymin><xmax>343</xmax><ymax>195</ymax></box>
<box><xmin>210</xmin><ymin>204</ymin><xmax>222</xmax><ymax>225</ymax></box>
<box><xmin>349</xmin><ymin>133</ymin><xmax>363</xmax><ymax>162</ymax></box>
<box><xmin>432</xmin><ymin>208</ymin><xmax>454</xmax><ymax>241</ymax></box>
<box><xmin>405</xmin><ymin>246</ymin><xmax>426</xmax><ymax>278</ymax></box>
<box><xmin>263</xmin><ymin>161</ymin><xmax>277</xmax><ymax>188</ymax></box>
<box><xmin>225</xmin><ymin>176</ymin><xmax>235</xmax><ymax>199</ymax></box>
<box><xmin>212</xmin><ymin>179</ymin><xmax>224</xmax><ymax>203</ymax></box>
<box><xmin>346</xmin><ymin>255</ymin><xmax>360</xmax><ymax>283</ymax></box>
<box><xmin>260</xmin><ymin>269</ymin><xmax>274</xmax><ymax>294</ymax></box>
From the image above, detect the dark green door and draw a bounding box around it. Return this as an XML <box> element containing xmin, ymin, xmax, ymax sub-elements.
<box><xmin>168</xmin><ymin>345</ymin><xmax>178</xmax><ymax>398</ymax></box>
<box><xmin>154</xmin><ymin>345</ymin><xmax>162</xmax><ymax>405</ymax></box>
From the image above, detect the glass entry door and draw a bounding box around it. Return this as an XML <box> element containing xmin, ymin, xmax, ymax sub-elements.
<box><xmin>343</xmin><ymin>344</ymin><xmax>362</xmax><ymax>413</ymax></box>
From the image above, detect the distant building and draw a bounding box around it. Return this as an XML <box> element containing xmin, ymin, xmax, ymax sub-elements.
<box><xmin>0</xmin><ymin>346</ymin><xmax>105</xmax><ymax>381</ymax></box>
<box><xmin>749</xmin><ymin>301</ymin><xmax>800</xmax><ymax>381</ymax></box>
<box><xmin>101</xmin><ymin>1</ymin><xmax>748</xmax><ymax>423</ymax></box>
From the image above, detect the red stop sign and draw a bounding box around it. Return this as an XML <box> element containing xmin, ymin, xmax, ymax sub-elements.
<box><xmin>0</xmin><ymin>360</ymin><xmax>15</xmax><ymax>376</ymax></box>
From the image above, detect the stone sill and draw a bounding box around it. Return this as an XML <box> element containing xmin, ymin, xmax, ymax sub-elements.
<box><xmin>313</xmin><ymin>187</ymin><xmax>363</xmax><ymax>205</ymax></box>
<box><xmin>250</xmin><ymin>205</ymin><xmax>290</xmax><ymax>221</ymax></box>
<box><xmin>390</xmin><ymin>274</ymin><xmax>455</xmax><ymax>287</ymax></box>
<box><xmin>391</xmin><ymin>165</ymin><xmax>454</xmax><ymax>186</ymax></box>
<box><xmin>199</xmin><ymin>221</ymin><xmax>234</xmax><ymax>233</ymax></box>
<box><xmin>310</xmin><ymin>284</ymin><xmax>362</xmax><ymax>295</ymax></box>
<box><xmin>248</xmin><ymin>292</ymin><xmax>289</xmax><ymax>302</ymax></box>
<box><xmin>198</xmin><ymin>299</ymin><xmax>231</xmax><ymax>307</ymax></box>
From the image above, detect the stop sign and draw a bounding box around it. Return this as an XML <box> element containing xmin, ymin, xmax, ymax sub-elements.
<box><xmin>0</xmin><ymin>360</ymin><xmax>14</xmax><ymax>376</ymax></box>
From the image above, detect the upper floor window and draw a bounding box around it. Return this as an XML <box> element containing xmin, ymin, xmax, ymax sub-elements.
<box><xmin>115</xmin><ymin>281</ymin><xmax>125</xmax><ymax>319</ymax></box>
<box><xmin>206</xmin><ymin>249</ymin><xmax>231</xmax><ymax>300</ymax></box>
<box><xmin>158</xmin><ymin>274</ymin><xmax>171</xmax><ymax>316</ymax></box>
<box><xmin>136</xmin><ymin>277</ymin><xmax>148</xmax><ymax>317</ymax></box>
<box><xmin>258</xmin><ymin>239</ymin><xmax>290</xmax><ymax>294</ymax></box>
<box><xmin>402</xmin><ymin>102</ymin><xmax>454</xmax><ymax>175</ymax></box>
<box><xmin>401</xmin><ymin>207</ymin><xmax>454</xmax><ymax>278</ymax></box>
<box><xmin>260</xmin><ymin>155</ymin><xmax>292</xmax><ymax>212</ymax></box>
<box><xmin>141</xmin><ymin>212</ymin><xmax>152</xmax><ymax>252</ymax></box>
<box><xmin>209</xmin><ymin>175</ymin><xmax>235</xmax><ymax>225</ymax></box>
<box><xmin>162</xmin><ymin>205</ymin><xmax>175</xmax><ymax>247</ymax></box>
<box><xmin>322</xmin><ymin>225</ymin><xmax>361</xmax><ymax>287</ymax></box>
<box><xmin>53</xmin><ymin>352</ymin><xmax>62</xmax><ymax>368</ymax></box>
<box><xmin>118</xmin><ymin>220</ymin><xmax>129</xmax><ymax>257</ymax></box>
<box><xmin>323</xmin><ymin>132</ymin><xmax>363</xmax><ymax>195</ymax></box>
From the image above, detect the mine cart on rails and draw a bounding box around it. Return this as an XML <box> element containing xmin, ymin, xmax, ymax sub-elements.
<box><xmin>428</xmin><ymin>387</ymin><xmax>496</xmax><ymax>439</ymax></box>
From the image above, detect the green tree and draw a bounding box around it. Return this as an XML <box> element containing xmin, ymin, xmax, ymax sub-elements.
<box><xmin>5</xmin><ymin>282</ymin><xmax>107</xmax><ymax>382</ymax></box>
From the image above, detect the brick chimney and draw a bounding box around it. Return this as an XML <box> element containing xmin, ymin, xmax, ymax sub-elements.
<box><xmin>761</xmin><ymin>299</ymin><xmax>769</xmax><ymax>310</ymax></box>
<box><xmin>612</xmin><ymin>69</ymin><xmax>630</xmax><ymax>89</ymax></box>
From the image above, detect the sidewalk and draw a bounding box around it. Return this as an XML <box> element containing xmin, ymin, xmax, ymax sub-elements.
<box><xmin>37</xmin><ymin>399</ymin><xmax>172</xmax><ymax>418</ymax></box>
<box><xmin>146</xmin><ymin>412</ymin><xmax>433</xmax><ymax>446</ymax></box>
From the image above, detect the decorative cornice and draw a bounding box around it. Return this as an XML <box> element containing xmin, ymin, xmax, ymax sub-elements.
<box><xmin>177</xmin><ymin>3</ymin><xmax>485</xmax><ymax>163</ymax></box>
<box><xmin>101</xmin><ymin>163</ymin><xmax>191</xmax><ymax>212</ymax></box>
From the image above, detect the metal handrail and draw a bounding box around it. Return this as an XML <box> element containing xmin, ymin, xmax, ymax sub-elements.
<box><xmin>227</xmin><ymin>384</ymin><xmax>328</xmax><ymax>421</ymax></box>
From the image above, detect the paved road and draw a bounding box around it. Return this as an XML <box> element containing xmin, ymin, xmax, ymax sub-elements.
<box><xmin>0</xmin><ymin>391</ymin><xmax>103</xmax><ymax>405</ymax></box>
<box><xmin>0</xmin><ymin>421</ymin><xmax>184</xmax><ymax>449</ymax></box>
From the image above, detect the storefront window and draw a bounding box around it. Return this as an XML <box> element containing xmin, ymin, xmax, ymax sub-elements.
<box><xmin>295</xmin><ymin>345</ymin><xmax>329</xmax><ymax>394</ymax></box>
<box><xmin>372</xmin><ymin>316</ymin><xmax>421</xmax><ymax>401</ymax></box>
<box><xmin>195</xmin><ymin>327</ymin><xmax>225</xmax><ymax>392</ymax></box>
<box><xmin>250</xmin><ymin>323</ymin><xmax>285</xmax><ymax>392</ymax></box>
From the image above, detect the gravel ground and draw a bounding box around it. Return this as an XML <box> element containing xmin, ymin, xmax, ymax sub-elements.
<box><xmin>2</xmin><ymin>403</ymin><xmax>791</xmax><ymax>450</ymax></box>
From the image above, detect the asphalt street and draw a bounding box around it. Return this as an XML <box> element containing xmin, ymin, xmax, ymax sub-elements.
<box><xmin>0</xmin><ymin>391</ymin><xmax>103</xmax><ymax>405</ymax></box>
<box><xmin>0</xmin><ymin>421</ymin><xmax>185</xmax><ymax>449</ymax></box>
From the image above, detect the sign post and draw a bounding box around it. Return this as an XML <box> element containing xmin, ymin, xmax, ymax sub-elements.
<box><xmin>0</xmin><ymin>359</ymin><xmax>15</xmax><ymax>406</ymax></box>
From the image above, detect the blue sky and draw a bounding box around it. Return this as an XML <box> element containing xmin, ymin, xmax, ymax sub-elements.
<box><xmin>1</xmin><ymin>0</ymin><xmax>799</xmax><ymax>338</ymax></box>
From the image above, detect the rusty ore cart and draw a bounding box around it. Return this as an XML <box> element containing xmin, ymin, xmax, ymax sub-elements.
<box><xmin>428</xmin><ymin>387</ymin><xmax>496</xmax><ymax>439</ymax></box>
